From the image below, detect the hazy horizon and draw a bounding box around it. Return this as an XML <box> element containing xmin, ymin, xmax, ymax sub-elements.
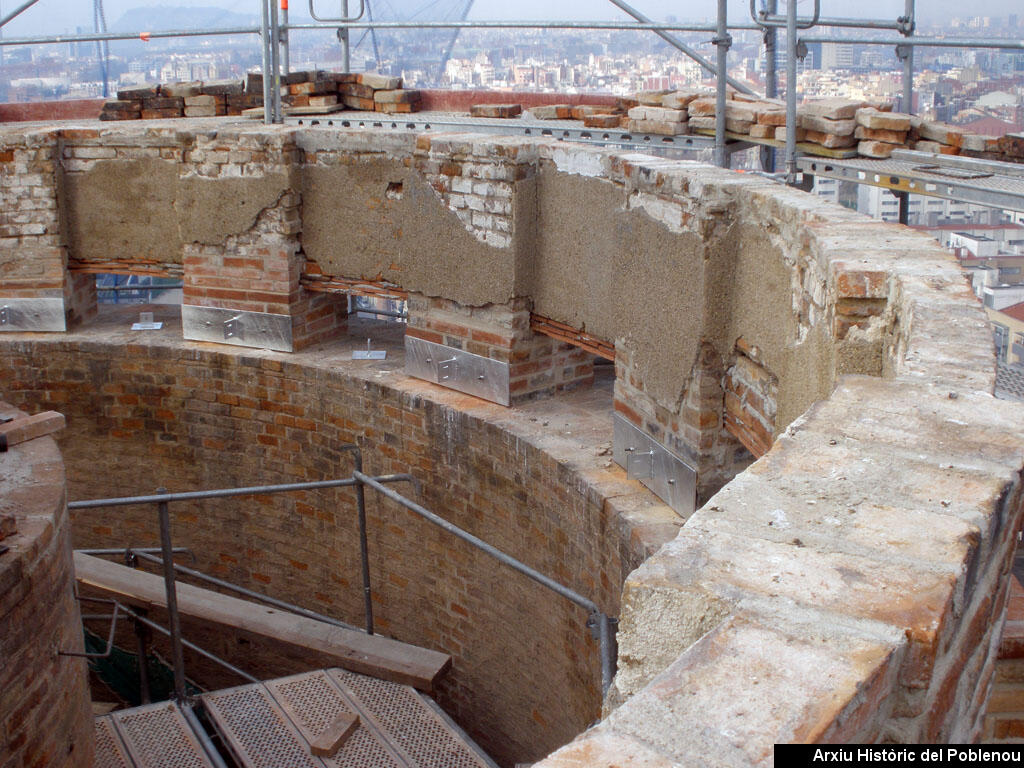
<box><xmin>0</xmin><ymin>0</ymin><xmax>1019</xmax><ymax>37</ymax></box>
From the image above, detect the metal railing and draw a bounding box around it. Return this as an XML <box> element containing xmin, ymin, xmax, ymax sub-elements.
<box><xmin>4</xmin><ymin>0</ymin><xmax>1011</xmax><ymax>166</ymax></box>
<box><xmin>3</xmin><ymin>3</ymin><xmax>1021</xmax><ymax>217</ymax></box>
<box><xmin>68</xmin><ymin>444</ymin><xmax>619</xmax><ymax>701</ymax></box>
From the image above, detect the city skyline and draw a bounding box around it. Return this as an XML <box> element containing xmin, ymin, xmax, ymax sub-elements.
<box><xmin>0</xmin><ymin>0</ymin><xmax>1022</xmax><ymax>36</ymax></box>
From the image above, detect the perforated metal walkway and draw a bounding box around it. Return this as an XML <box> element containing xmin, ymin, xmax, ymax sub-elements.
<box><xmin>94</xmin><ymin>701</ymin><xmax>216</xmax><ymax>768</ymax></box>
<box><xmin>93</xmin><ymin>669</ymin><xmax>497</xmax><ymax>768</ymax></box>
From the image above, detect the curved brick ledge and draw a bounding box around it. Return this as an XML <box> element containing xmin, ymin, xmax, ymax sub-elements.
<box><xmin>1</xmin><ymin>119</ymin><xmax>1023</xmax><ymax>764</ymax></box>
<box><xmin>0</xmin><ymin>402</ymin><xmax>92</xmax><ymax>768</ymax></box>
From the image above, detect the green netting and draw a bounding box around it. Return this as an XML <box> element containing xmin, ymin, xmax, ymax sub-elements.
<box><xmin>84</xmin><ymin>627</ymin><xmax>201</xmax><ymax>706</ymax></box>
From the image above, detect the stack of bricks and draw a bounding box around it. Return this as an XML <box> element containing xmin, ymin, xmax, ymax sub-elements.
<box><xmin>797</xmin><ymin>98</ymin><xmax>862</xmax><ymax>150</ymax></box>
<box><xmin>686</xmin><ymin>93</ymin><xmax>785</xmax><ymax>138</ymax></box>
<box><xmin>102</xmin><ymin>79</ymin><xmax>250</xmax><ymax>120</ymax></box>
<box><xmin>626</xmin><ymin>104</ymin><xmax>688</xmax><ymax>136</ymax></box>
<box><xmin>854</xmin><ymin>107</ymin><xmax>912</xmax><ymax>158</ymax></box>
<box><xmin>101</xmin><ymin>71</ymin><xmax>422</xmax><ymax>121</ymax></box>
<box><xmin>406</xmin><ymin>295</ymin><xmax>594</xmax><ymax>402</ymax></box>
<box><xmin>336</xmin><ymin>73</ymin><xmax>422</xmax><ymax>114</ymax></box>
<box><xmin>575</xmin><ymin>100</ymin><xmax>636</xmax><ymax>129</ymax></box>
<box><xmin>752</xmin><ymin>104</ymin><xmax>787</xmax><ymax>139</ymax></box>
<box><xmin>913</xmin><ymin>120</ymin><xmax>967</xmax><ymax>155</ymax></box>
<box><xmin>576</xmin><ymin>105</ymin><xmax>623</xmax><ymax>129</ymax></box>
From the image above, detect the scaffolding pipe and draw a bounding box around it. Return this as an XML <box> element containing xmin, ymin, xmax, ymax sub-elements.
<box><xmin>762</xmin><ymin>0</ymin><xmax>777</xmax><ymax>173</ymax></box>
<box><xmin>352</xmin><ymin>469</ymin><xmax>617</xmax><ymax>693</ymax></box>
<box><xmin>713</xmin><ymin>0</ymin><xmax>729</xmax><ymax>168</ymax></box>
<box><xmin>133</xmin><ymin>608</ymin><xmax>152</xmax><ymax>705</ymax></box>
<box><xmin>0</xmin><ymin>0</ymin><xmax>41</xmax><ymax>29</ymax></box>
<box><xmin>119</xmin><ymin>603</ymin><xmax>259</xmax><ymax>683</ymax></box>
<box><xmin>349</xmin><ymin>448</ymin><xmax>374</xmax><ymax>635</ymax></box>
<box><xmin>603</xmin><ymin>0</ymin><xmax>755</xmax><ymax>95</ymax></box>
<box><xmin>785</xmin><ymin>0</ymin><xmax>797</xmax><ymax>180</ymax></box>
<box><xmin>308</xmin><ymin>0</ymin><xmax>365</xmax><ymax>23</ymax></box>
<box><xmin>157</xmin><ymin>492</ymin><xmax>188</xmax><ymax>704</ymax></box>
<box><xmin>750</xmin><ymin>0</ymin><xmax>819</xmax><ymax>30</ymax></box>
<box><xmin>269</xmin><ymin>0</ymin><xmax>283</xmax><ymax>122</ymax></box>
<box><xmin>182</xmin><ymin>704</ymin><xmax>231</xmax><ymax>768</ymax></box>
<box><xmin>340</xmin><ymin>0</ymin><xmax>350</xmax><ymax>72</ymax></box>
<box><xmin>798</xmin><ymin>35</ymin><xmax>1024</xmax><ymax>49</ymax></box>
<box><xmin>260</xmin><ymin>0</ymin><xmax>273</xmax><ymax>125</ymax></box>
<box><xmin>281</xmin><ymin>0</ymin><xmax>289</xmax><ymax>75</ymax></box>
<box><xmin>129</xmin><ymin>550</ymin><xmax>361</xmax><ymax>631</ymax></box>
<box><xmin>0</xmin><ymin>20</ymin><xmax>767</xmax><ymax>47</ymax></box>
<box><xmin>0</xmin><ymin>26</ymin><xmax>258</xmax><ymax>46</ymax></box>
<box><xmin>291</xmin><ymin>20</ymin><xmax>764</xmax><ymax>31</ymax></box>
<box><xmin>68</xmin><ymin>472</ymin><xmax>414</xmax><ymax>508</ymax></box>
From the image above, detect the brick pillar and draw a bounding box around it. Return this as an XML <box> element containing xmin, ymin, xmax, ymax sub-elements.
<box><xmin>723</xmin><ymin>338</ymin><xmax>778</xmax><ymax>460</ymax></box>
<box><xmin>180</xmin><ymin>134</ymin><xmax>347</xmax><ymax>352</ymax></box>
<box><xmin>614</xmin><ymin>340</ymin><xmax>752</xmax><ymax>507</ymax></box>
<box><xmin>0</xmin><ymin>130</ymin><xmax>95</xmax><ymax>331</ymax></box>
<box><xmin>405</xmin><ymin>294</ymin><xmax>594</xmax><ymax>405</ymax></box>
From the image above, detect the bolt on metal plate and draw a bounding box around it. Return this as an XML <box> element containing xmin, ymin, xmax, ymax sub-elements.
<box><xmin>613</xmin><ymin>413</ymin><xmax>696</xmax><ymax>516</ymax></box>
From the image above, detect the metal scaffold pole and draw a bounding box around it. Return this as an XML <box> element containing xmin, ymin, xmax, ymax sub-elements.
<box><xmin>785</xmin><ymin>0</ymin><xmax>798</xmax><ymax>180</ymax></box>
<box><xmin>762</xmin><ymin>0</ymin><xmax>778</xmax><ymax>172</ymax></box>
<box><xmin>713</xmin><ymin>0</ymin><xmax>730</xmax><ymax>168</ymax></box>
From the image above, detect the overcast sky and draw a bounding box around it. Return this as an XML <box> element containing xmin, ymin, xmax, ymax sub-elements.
<box><xmin>0</xmin><ymin>0</ymin><xmax>1019</xmax><ymax>36</ymax></box>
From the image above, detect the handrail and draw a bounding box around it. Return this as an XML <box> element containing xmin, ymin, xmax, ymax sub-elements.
<box><xmin>352</xmin><ymin>469</ymin><xmax>618</xmax><ymax>694</ymax></box>
<box><xmin>308</xmin><ymin>0</ymin><xmax>366</xmax><ymax>23</ymax></box>
<box><xmin>750</xmin><ymin>0</ymin><xmax>820</xmax><ymax>31</ymax></box>
<box><xmin>71</xmin><ymin>449</ymin><xmax>618</xmax><ymax>700</ymax></box>
<box><xmin>128</xmin><ymin>550</ymin><xmax>360</xmax><ymax>631</ymax></box>
<box><xmin>68</xmin><ymin>473</ymin><xmax>411</xmax><ymax>508</ymax></box>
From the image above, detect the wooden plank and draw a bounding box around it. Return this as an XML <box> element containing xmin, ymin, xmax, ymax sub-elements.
<box><xmin>0</xmin><ymin>411</ymin><xmax>65</xmax><ymax>452</ymax></box>
<box><xmin>529</xmin><ymin>314</ymin><xmax>615</xmax><ymax>361</ymax></box>
<box><xmin>74</xmin><ymin>552</ymin><xmax>451</xmax><ymax>691</ymax></box>
<box><xmin>310</xmin><ymin>712</ymin><xmax>360</xmax><ymax>757</ymax></box>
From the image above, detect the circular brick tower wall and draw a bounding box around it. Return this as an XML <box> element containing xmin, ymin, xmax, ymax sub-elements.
<box><xmin>2</xmin><ymin>121</ymin><xmax>1023</xmax><ymax>767</ymax></box>
<box><xmin>2</xmin><ymin>338</ymin><xmax>675</xmax><ymax>766</ymax></box>
<box><xmin>0</xmin><ymin>403</ymin><xmax>93</xmax><ymax>768</ymax></box>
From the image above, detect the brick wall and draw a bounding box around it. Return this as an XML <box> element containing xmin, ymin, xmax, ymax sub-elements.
<box><xmin>0</xmin><ymin>130</ymin><xmax>93</xmax><ymax>327</ymax></box>
<box><xmin>406</xmin><ymin>294</ymin><xmax>594</xmax><ymax>402</ymax></box>
<box><xmin>2</xmin><ymin>120</ymin><xmax>1022</xmax><ymax>765</ymax></box>
<box><xmin>1</xmin><ymin>336</ymin><xmax>677</xmax><ymax>767</ymax></box>
<box><xmin>0</xmin><ymin>403</ymin><xmax>93</xmax><ymax>768</ymax></box>
<box><xmin>723</xmin><ymin>339</ymin><xmax>778</xmax><ymax>459</ymax></box>
<box><xmin>985</xmin><ymin>561</ymin><xmax>1024</xmax><ymax>741</ymax></box>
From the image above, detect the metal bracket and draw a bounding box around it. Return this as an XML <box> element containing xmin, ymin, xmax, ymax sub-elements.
<box><xmin>404</xmin><ymin>336</ymin><xmax>510</xmax><ymax>406</ymax></box>
<box><xmin>0</xmin><ymin>297</ymin><xmax>67</xmax><ymax>332</ymax></box>
<box><xmin>613</xmin><ymin>413</ymin><xmax>696</xmax><ymax>516</ymax></box>
<box><xmin>182</xmin><ymin>305</ymin><xmax>293</xmax><ymax>352</ymax></box>
<box><xmin>895</xmin><ymin>43</ymin><xmax>912</xmax><ymax>62</ymax></box>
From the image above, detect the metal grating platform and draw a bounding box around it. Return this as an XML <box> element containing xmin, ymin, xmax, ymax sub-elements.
<box><xmin>94</xmin><ymin>702</ymin><xmax>216</xmax><ymax>768</ymax></box>
<box><xmin>797</xmin><ymin>149</ymin><xmax>1024</xmax><ymax>212</ymax></box>
<box><xmin>285</xmin><ymin>109</ymin><xmax>727</xmax><ymax>157</ymax></box>
<box><xmin>202</xmin><ymin>668</ymin><xmax>497</xmax><ymax>768</ymax></box>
